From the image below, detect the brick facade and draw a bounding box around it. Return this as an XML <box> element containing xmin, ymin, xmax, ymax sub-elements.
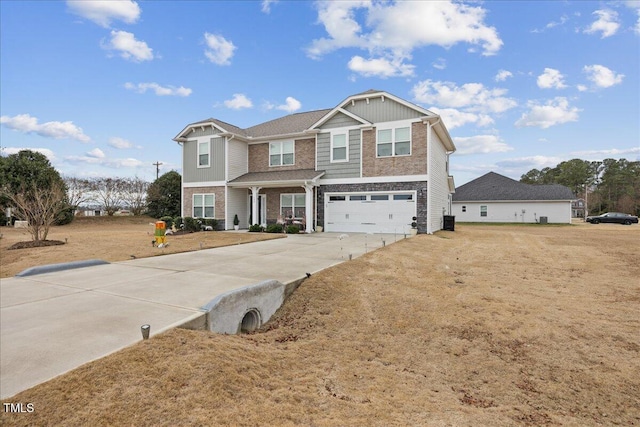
<box><xmin>317</xmin><ymin>181</ymin><xmax>429</xmax><ymax>233</ymax></box>
<box><xmin>183</xmin><ymin>185</ymin><xmax>226</xmax><ymax>224</ymax></box>
<box><xmin>362</xmin><ymin>122</ymin><xmax>428</xmax><ymax>178</ymax></box>
<box><xmin>248</xmin><ymin>138</ymin><xmax>315</xmax><ymax>173</ymax></box>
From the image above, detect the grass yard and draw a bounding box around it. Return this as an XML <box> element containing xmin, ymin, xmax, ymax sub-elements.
<box><xmin>0</xmin><ymin>216</ymin><xmax>284</xmax><ymax>278</ymax></box>
<box><xmin>1</xmin><ymin>222</ymin><xmax>639</xmax><ymax>426</ymax></box>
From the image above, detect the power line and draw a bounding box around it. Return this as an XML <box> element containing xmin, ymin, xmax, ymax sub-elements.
<box><xmin>152</xmin><ymin>161</ymin><xmax>163</xmax><ymax>180</ymax></box>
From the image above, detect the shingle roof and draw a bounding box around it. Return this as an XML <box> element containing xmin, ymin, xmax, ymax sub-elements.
<box><xmin>228</xmin><ymin>169</ymin><xmax>325</xmax><ymax>184</ymax></box>
<box><xmin>452</xmin><ymin>172</ymin><xmax>575</xmax><ymax>201</ymax></box>
<box><xmin>244</xmin><ymin>109</ymin><xmax>332</xmax><ymax>138</ymax></box>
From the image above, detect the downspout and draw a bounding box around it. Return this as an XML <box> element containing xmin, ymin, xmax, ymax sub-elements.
<box><xmin>225</xmin><ymin>134</ymin><xmax>235</xmax><ymax>230</ymax></box>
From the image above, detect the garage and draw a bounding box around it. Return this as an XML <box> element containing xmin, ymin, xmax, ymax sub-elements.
<box><xmin>324</xmin><ymin>192</ymin><xmax>416</xmax><ymax>233</ymax></box>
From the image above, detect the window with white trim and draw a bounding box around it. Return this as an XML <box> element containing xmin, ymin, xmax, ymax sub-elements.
<box><xmin>480</xmin><ymin>205</ymin><xmax>487</xmax><ymax>217</ymax></box>
<box><xmin>269</xmin><ymin>141</ymin><xmax>294</xmax><ymax>166</ymax></box>
<box><xmin>193</xmin><ymin>194</ymin><xmax>215</xmax><ymax>218</ymax></box>
<box><xmin>331</xmin><ymin>133</ymin><xmax>348</xmax><ymax>162</ymax></box>
<box><xmin>198</xmin><ymin>141</ymin><xmax>210</xmax><ymax>167</ymax></box>
<box><xmin>377</xmin><ymin>126</ymin><xmax>411</xmax><ymax>157</ymax></box>
<box><xmin>281</xmin><ymin>194</ymin><xmax>305</xmax><ymax>218</ymax></box>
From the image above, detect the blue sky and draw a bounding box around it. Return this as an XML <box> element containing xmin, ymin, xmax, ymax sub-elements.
<box><xmin>1</xmin><ymin>0</ymin><xmax>638</xmax><ymax>185</ymax></box>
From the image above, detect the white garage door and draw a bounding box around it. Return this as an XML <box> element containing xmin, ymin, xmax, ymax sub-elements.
<box><xmin>324</xmin><ymin>192</ymin><xmax>416</xmax><ymax>233</ymax></box>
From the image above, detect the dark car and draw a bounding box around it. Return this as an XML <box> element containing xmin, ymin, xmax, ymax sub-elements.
<box><xmin>586</xmin><ymin>212</ymin><xmax>639</xmax><ymax>225</ymax></box>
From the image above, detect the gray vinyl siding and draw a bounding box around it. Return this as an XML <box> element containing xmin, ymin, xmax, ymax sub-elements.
<box><xmin>320</xmin><ymin>112</ymin><xmax>362</xmax><ymax>129</ymax></box>
<box><xmin>344</xmin><ymin>97</ymin><xmax>423</xmax><ymax>123</ymax></box>
<box><xmin>317</xmin><ymin>129</ymin><xmax>360</xmax><ymax>179</ymax></box>
<box><xmin>183</xmin><ymin>136</ymin><xmax>226</xmax><ymax>183</ymax></box>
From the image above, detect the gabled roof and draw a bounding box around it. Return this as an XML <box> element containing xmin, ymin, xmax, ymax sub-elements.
<box><xmin>173</xmin><ymin>90</ymin><xmax>454</xmax><ymax>153</ymax></box>
<box><xmin>452</xmin><ymin>172</ymin><xmax>575</xmax><ymax>202</ymax></box>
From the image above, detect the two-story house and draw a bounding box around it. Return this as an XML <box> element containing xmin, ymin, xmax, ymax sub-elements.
<box><xmin>173</xmin><ymin>90</ymin><xmax>456</xmax><ymax>234</ymax></box>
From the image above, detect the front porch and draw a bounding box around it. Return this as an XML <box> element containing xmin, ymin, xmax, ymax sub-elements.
<box><xmin>227</xmin><ymin>169</ymin><xmax>325</xmax><ymax>233</ymax></box>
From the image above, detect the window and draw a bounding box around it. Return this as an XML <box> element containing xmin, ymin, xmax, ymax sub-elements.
<box><xmin>270</xmin><ymin>141</ymin><xmax>294</xmax><ymax>166</ymax></box>
<box><xmin>349</xmin><ymin>195</ymin><xmax>366</xmax><ymax>201</ymax></box>
<box><xmin>331</xmin><ymin>133</ymin><xmax>348</xmax><ymax>162</ymax></box>
<box><xmin>377</xmin><ymin>126</ymin><xmax>411</xmax><ymax>157</ymax></box>
<box><xmin>393</xmin><ymin>194</ymin><xmax>413</xmax><ymax>201</ymax></box>
<box><xmin>480</xmin><ymin>206</ymin><xmax>487</xmax><ymax>217</ymax></box>
<box><xmin>281</xmin><ymin>194</ymin><xmax>305</xmax><ymax>218</ymax></box>
<box><xmin>198</xmin><ymin>141</ymin><xmax>210</xmax><ymax>167</ymax></box>
<box><xmin>329</xmin><ymin>196</ymin><xmax>346</xmax><ymax>201</ymax></box>
<box><xmin>462</xmin><ymin>206</ymin><xmax>467</xmax><ymax>212</ymax></box>
<box><xmin>193</xmin><ymin>194</ymin><xmax>215</xmax><ymax>218</ymax></box>
<box><xmin>371</xmin><ymin>195</ymin><xmax>389</xmax><ymax>201</ymax></box>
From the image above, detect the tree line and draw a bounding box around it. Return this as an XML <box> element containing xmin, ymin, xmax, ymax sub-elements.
<box><xmin>520</xmin><ymin>158</ymin><xmax>640</xmax><ymax>216</ymax></box>
<box><xmin>1</xmin><ymin>150</ymin><xmax>181</xmax><ymax>240</ymax></box>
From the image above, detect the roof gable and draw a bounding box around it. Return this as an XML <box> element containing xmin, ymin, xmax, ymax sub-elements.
<box><xmin>453</xmin><ymin>172</ymin><xmax>575</xmax><ymax>201</ymax></box>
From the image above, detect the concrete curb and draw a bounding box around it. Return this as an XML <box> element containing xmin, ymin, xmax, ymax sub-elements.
<box><xmin>16</xmin><ymin>259</ymin><xmax>110</xmax><ymax>277</ymax></box>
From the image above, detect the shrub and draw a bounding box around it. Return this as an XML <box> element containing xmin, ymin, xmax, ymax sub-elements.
<box><xmin>160</xmin><ymin>216</ymin><xmax>174</xmax><ymax>230</ymax></box>
<box><xmin>199</xmin><ymin>218</ymin><xmax>218</xmax><ymax>229</ymax></box>
<box><xmin>182</xmin><ymin>217</ymin><xmax>199</xmax><ymax>232</ymax></box>
<box><xmin>265</xmin><ymin>224</ymin><xmax>283</xmax><ymax>233</ymax></box>
<box><xmin>174</xmin><ymin>217</ymin><xmax>183</xmax><ymax>229</ymax></box>
<box><xmin>54</xmin><ymin>204</ymin><xmax>75</xmax><ymax>226</ymax></box>
<box><xmin>286</xmin><ymin>225</ymin><xmax>300</xmax><ymax>234</ymax></box>
<box><xmin>249</xmin><ymin>224</ymin><xmax>264</xmax><ymax>232</ymax></box>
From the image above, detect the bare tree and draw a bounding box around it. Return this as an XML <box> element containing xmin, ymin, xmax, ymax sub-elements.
<box><xmin>4</xmin><ymin>180</ymin><xmax>67</xmax><ymax>241</ymax></box>
<box><xmin>90</xmin><ymin>177</ymin><xmax>124</xmax><ymax>215</ymax></box>
<box><xmin>120</xmin><ymin>177</ymin><xmax>149</xmax><ymax>215</ymax></box>
<box><xmin>63</xmin><ymin>176</ymin><xmax>93</xmax><ymax>211</ymax></box>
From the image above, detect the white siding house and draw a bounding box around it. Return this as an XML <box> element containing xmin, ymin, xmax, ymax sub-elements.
<box><xmin>452</xmin><ymin>172</ymin><xmax>574</xmax><ymax>224</ymax></box>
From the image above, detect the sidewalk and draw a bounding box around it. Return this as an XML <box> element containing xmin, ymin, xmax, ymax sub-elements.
<box><xmin>1</xmin><ymin>232</ymin><xmax>403</xmax><ymax>398</ymax></box>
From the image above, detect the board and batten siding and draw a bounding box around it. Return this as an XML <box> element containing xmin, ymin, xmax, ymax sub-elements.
<box><xmin>187</xmin><ymin>125</ymin><xmax>222</xmax><ymax>138</ymax></box>
<box><xmin>226</xmin><ymin>187</ymin><xmax>249</xmax><ymax>230</ymax></box>
<box><xmin>320</xmin><ymin>112</ymin><xmax>363</xmax><ymax>129</ymax></box>
<box><xmin>427</xmin><ymin>125</ymin><xmax>450</xmax><ymax>233</ymax></box>
<box><xmin>316</xmin><ymin>129</ymin><xmax>361</xmax><ymax>179</ymax></box>
<box><xmin>227</xmin><ymin>138</ymin><xmax>248</xmax><ymax>181</ymax></box>
<box><xmin>183</xmin><ymin>136</ymin><xmax>226</xmax><ymax>183</ymax></box>
<box><xmin>344</xmin><ymin>97</ymin><xmax>423</xmax><ymax>124</ymax></box>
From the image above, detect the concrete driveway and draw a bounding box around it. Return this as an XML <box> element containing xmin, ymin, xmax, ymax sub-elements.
<box><xmin>1</xmin><ymin>232</ymin><xmax>404</xmax><ymax>399</ymax></box>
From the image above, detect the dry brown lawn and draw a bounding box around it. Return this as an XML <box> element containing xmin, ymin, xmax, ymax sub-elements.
<box><xmin>0</xmin><ymin>216</ymin><xmax>283</xmax><ymax>278</ymax></box>
<box><xmin>1</xmin><ymin>222</ymin><xmax>639</xmax><ymax>426</ymax></box>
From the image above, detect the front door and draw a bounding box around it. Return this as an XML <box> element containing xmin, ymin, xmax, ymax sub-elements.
<box><xmin>248</xmin><ymin>194</ymin><xmax>266</xmax><ymax>226</ymax></box>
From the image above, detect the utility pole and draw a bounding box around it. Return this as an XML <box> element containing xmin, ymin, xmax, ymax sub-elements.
<box><xmin>152</xmin><ymin>161</ymin><xmax>163</xmax><ymax>180</ymax></box>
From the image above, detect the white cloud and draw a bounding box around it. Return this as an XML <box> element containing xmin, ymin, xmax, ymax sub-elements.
<box><xmin>515</xmin><ymin>97</ymin><xmax>581</xmax><ymax>129</ymax></box>
<box><xmin>495</xmin><ymin>69</ymin><xmax>513</xmax><ymax>82</ymax></box>
<box><xmin>261</xmin><ymin>0</ymin><xmax>278</xmax><ymax>14</ymax></box>
<box><xmin>411</xmin><ymin>80</ymin><xmax>517</xmax><ymax>113</ymax></box>
<box><xmin>577</xmin><ymin>84</ymin><xmax>588</xmax><ymax>92</ymax></box>
<box><xmin>537</xmin><ymin>68</ymin><xmax>567</xmax><ymax>89</ymax></box>
<box><xmin>628</xmin><ymin>1</ymin><xmax>640</xmax><ymax>34</ymax></box>
<box><xmin>0</xmin><ymin>113</ymin><xmax>90</xmax><ymax>142</ymax></box>
<box><xmin>570</xmin><ymin>147</ymin><xmax>640</xmax><ymax>157</ymax></box>
<box><xmin>124</xmin><ymin>82</ymin><xmax>192</xmax><ymax>96</ymax></box>
<box><xmin>429</xmin><ymin>108</ymin><xmax>494</xmax><ymax>130</ymax></box>
<box><xmin>86</xmin><ymin>148</ymin><xmax>105</xmax><ymax>158</ymax></box>
<box><xmin>0</xmin><ymin>147</ymin><xmax>56</xmax><ymax>162</ymax></box>
<box><xmin>307</xmin><ymin>1</ymin><xmax>502</xmax><ymax>77</ymax></box>
<box><xmin>67</xmin><ymin>0</ymin><xmax>140</xmax><ymax>28</ymax></box>
<box><xmin>204</xmin><ymin>33</ymin><xmax>236</xmax><ymax>65</ymax></box>
<box><xmin>103</xmin><ymin>30</ymin><xmax>153</xmax><ymax>62</ymax></box>
<box><xmin>496</xmin><ymin>155</ymin><xmax>563</xmax><ymax>170</ymax></box>
<box><xmin>432</xmin><ymin>58</ymin><xmax>447</xmax><ymax>70</ymax></box>
<box><xmin>583</xmin><ymin>64</ymin><xmax>624</xmax><ymax>88</ymax></box>
<box><xmin>584</xmin><ymin>9</ymin><xmax>620</xmax><ymax>38</ymax></box>
<box><xmin>347</xmin><ymin>56</ymin><xmax>415</xmax><ymax>78</ymax></box>
<box><xmin>108</xmin><ymin>137</ymin><xmax>134</xmax><ymax>149</ymax></box>
<box><xmin>65</xmin><ymin>153</ymin><xmax>143</xmax><ymax>169</ymax></box>
<box><xmin>266</xmin><ymin>97</ymin><xmax>302</xmax><ymax>113</ymax></box>
<box><xmin>453</xmin><ymin>134</ymin><xmax>514</xmax><ymax>155</ymax></box>
<box><xmin>531</xmin><ymin>15</ymin><xmax>569</xmax><ymax>33</ymax></box>
<box><xmin>224</xmin><ymin>94</ymin><xmax>253</xmax><ymax>109</ymax></box>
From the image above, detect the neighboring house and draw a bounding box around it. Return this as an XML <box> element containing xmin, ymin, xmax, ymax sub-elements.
<box><xmin>452</xmin><ymin>172</ymin><xmax>574</xmax><ymax>224</ymax></box>
<box><xmin>173</xmin><ymin>89</ymin><xmax>456</xmax><ymax>234</ymax></box>
<box><xmin>572</xmin><ymin>198</ymin><xmax>586</xmax><ymax>218</ymax></box>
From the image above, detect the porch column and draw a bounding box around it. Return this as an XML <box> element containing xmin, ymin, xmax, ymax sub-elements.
<box><xmin>303</xmin><ymin>183</ymin><xmax>314</xmax><ymax>233</ymax></box>
<box><xmin>249</xmin><ymin>186</ymin><xmax>261</xmax><ymax>227</ymax></box>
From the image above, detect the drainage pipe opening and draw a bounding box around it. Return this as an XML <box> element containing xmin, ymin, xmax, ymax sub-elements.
<box><xmin>240</xmin><ymin>309</ymin><xmax>261</xmax><ymax>333</ymax></box>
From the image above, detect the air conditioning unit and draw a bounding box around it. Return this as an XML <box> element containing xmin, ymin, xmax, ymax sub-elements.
<box><xmin>539</xmin><ymin>216</ymin><xmax>548</xmax><ymax>224</ymax></box>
